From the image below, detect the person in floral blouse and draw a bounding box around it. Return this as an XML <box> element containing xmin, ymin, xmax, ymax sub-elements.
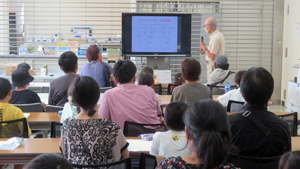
<box><xmin>156</xmin><ymin>99</ymin><xmax>240</xmax><ymax>169</ymax></box>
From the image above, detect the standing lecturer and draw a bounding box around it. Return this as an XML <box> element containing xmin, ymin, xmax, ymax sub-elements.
<box><xmin>198</xmin><ymin>17</ymin><xmax>226</xmax><ymax>80</ymax></box>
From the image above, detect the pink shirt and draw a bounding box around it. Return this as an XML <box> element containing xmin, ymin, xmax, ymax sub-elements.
<box><xmin>98</xmin><ymin>83</ymin><xmax>162</xmax><ymax>130</ymax></box>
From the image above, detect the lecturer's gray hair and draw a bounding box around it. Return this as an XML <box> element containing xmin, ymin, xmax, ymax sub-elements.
<box><xmin>207</xmin><ymin>20</ymin><xmax>217</xmax><ymax>28</ymax></box>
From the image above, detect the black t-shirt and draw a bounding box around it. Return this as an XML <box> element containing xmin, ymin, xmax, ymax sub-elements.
<box><xmin>228</xmin><ymin>103</ymin><xmax>291</xmax><ymax>157</ymax></box>
<box><xmin>9</xmin><ymin>89</ymin><xmax>41</xmax><ymax>104</ymax></box>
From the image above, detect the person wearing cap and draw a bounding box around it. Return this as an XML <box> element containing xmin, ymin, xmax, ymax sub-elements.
<box><xmin>207</xmin><ymin>55</ymin><xmax>235</xmax><ymax>94</ymax></box>
<box><xmin>9</xmin><ymin>68</ymin><xmax>45</xmax><ymax>108</ymax></box>
<box><xmin>198</xmin><ymin>17</ymin><xmax>226</xmax><ymax>81</ymax></box>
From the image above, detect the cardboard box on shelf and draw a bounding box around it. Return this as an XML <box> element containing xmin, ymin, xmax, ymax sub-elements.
<box><xmin>0</xmin><ymin>63</ymin><xmax>19</xmax><ymax>76</ymax></box>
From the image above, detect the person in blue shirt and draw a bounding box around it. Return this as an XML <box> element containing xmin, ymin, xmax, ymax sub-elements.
<box><xmin>80</xmin><ymin>45</ymin><xmax>116</xmax><ymax>88</ymax></box>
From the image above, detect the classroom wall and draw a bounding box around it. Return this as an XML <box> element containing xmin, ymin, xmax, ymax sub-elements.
<box><xmin>281</xmin><ymin>0</ymin><xmax>300</xmax><ymax>104</ymax></box>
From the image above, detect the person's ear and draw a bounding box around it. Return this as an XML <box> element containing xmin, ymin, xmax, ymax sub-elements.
<box><xmin>185</xmin><ymin>126</ymin><xmax>191</xmax><ymax>140</ymax></box>
<box><xmin>59</xmin><ymin>67</ymin><xmax>62</xmax><ymax>71</ymax></box>
<box><xmin>132</xmin><ymin>75</ymin><xmax>136</xmax><ymax>83</ymax></box>
<box><xmin>8</xmin><ymin>90</ymin><xmax>12</xmax><ymax>97</ymax></box>
<box><xmin>235</xmin><ymin>83</ymin><xmax>239</xmax><ymax>88</ymax></box>
<box><xmin>164</xmin><ymin>121</ymin><xmax>167</xmax><ymax>126</ymax></box>
<box><xmin>75</xmin><ymin>63</ymin><xmax>78</xmax><ymax>71</ymax></box>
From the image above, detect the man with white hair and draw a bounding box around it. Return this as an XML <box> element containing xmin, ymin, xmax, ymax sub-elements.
<box><xmin>198</xmin><ymin>17</ymin><xmax>226</xmax><ymax>80</ymax></box>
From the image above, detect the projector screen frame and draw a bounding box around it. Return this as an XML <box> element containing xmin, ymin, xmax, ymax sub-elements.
<box><xmin>122</xmin><ymin>13</ymin><xmax>192</xmax><ymax>57</ymax></box>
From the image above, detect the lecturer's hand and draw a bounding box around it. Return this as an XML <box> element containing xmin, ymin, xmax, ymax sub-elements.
<box><xmin>200</xmin><ymin>41</ymin><xmax>206</xmax><ymax>50</ymax></box>
<box><xmin>198</xmin><ymin>49</ymin><xmax>205</xmax><ymax>54</ymax></box>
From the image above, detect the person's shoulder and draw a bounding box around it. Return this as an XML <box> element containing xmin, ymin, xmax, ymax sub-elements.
<box><xmin>98</xmin><ymin>118</ymin><xmax>121</xmax><ymax>130</ymax></box>
<box><xmin>228</xmin><ymin>112</ymin><xmax>244</xmax><ymax>123</ymax></box>
<box><xmin>6</xmin><ymin>104</ymin><xmax>22</xmax><ymax>113</ymax></box>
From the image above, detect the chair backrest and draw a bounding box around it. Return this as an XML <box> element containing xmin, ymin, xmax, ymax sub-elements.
<box><xmin>277</xmin><ymin>112</ymin><xmax>298</xmax><ymax>136</ymax></box>
<box><xmin>45</xmin><ymin>105</ymin><xmax>63</xmax><ymax>112</ymax></box>
<box><xmin>153</xmin><ymin>84</ymin><xmax>162</xmax><ymax>95</ymax></box>
<box><xmin>13</xmin><ymin>103</ymin><xmax>44</xmax><ymax>112</ymax></box>
<box><xmin>41</xmin><ymin>86</ymin><xmax>49</xmax><ymax>93</ymax></box>
<box><xmin>100</xmin><ymin>87</ymin><xmax>112</xmax><ymax>93</ymax></box>
<box><xmin>228</xmin><ymin>153</ymin><xmax>281</xmax><ymax>169</ymax></box>
<box><xmin>27</xmin><ymin>86</ymin><xmax>42</xmax><ymax>93</ymax></box>
<box><xmin>0</xmin><ymin>118</ymin><xmax>29</xmax><ymax>138</ymax></box>
<box><xmin>167</xmin><ymin>84</ymin><xmax>178</xmax><ymax>95</ymax></box>
<box><xmin>72</xmin><ymin>157</ymin><xmax>131</xmax><ymax>169</ymax></box>
<box><xmin>50</xmin><ymin>121</ymin><xmax>63</xmax><ymax>138</ymax></box>
<box><xmin>139</xmin><ymin>153</ymin><xmax>157</xmax><ymax>169</ymax></box>
<box><xmin>123</xmin><ymin>121</ymin><xmax>166</xmax><ymax>137</ymax></box>
<box><xmin>226</xmin><ymin>100</ymin><xmax>245</xmax><ymax>112</ymax></box>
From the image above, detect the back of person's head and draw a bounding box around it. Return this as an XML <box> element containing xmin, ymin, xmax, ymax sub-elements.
<box><xmin>69</xmin><ymin>76</ymin><xmax>100</xmax><ymax>116</ymax></box>
<box><xmin>183</xmin><ymin>99</ymin><xmax>232</xmax><ymax>169</ymax></box>
<box><xmin>11</xmin><ymin>68</ymin><xmax>34</xmax><ymax>88</ymax></box>
<box><xmin>174</xmin><ymin>73</ymin><xmax>183</xmax><ymax>85</ymax></box>
<box><xmin>0</xmin><ymin>78</ymin><xmax>11</xmax><ymax>100</ymax></box>
<box><xmin>26</xmin><ymin>153</ymin><xmax>73</xmax><ymax>169</ymax></box>
<box><xmin>113</xmin><ymin>60</ymin><xmax>136</xmax><ymax>84</ymax></box>
<box><xmin>279</xmin><ymin>152</ymin><xmax>300</xmax><ymax>169</ymax></box>
<box><xmin>234</xmin><ymin>70</ymin><xmax>246</xmax><ymax>86</ymax></box>
<box><xmin>58</xmin><ymin>51</ymin><xmax>78</xmax><ymax>73</ymax></box>
<box><xmin>138</xmin><ymin>72</ymin><xmax>154</xmax><ymax>87</ymax></box>
<box><xmin>181</xmin><ymin>58</ymin><xmax>201</xmax><ymax>81</ymax></box>
<box><xmin>240</xmin><ymin>67</ymin><xmax>273</xmax><ymax>106</ymax></box>
<box><xmin>86</xmin><ymin>44</ymin><xmax>100</xmax><ymax>62</ymax></box>
<box><xmin>165</xmin><ymin>101</ymin><xmax>188</xmax><ymax>131</ymax></box>
<box><xmin>141</xmin><ymin>66</ymin><xmax>154</xmax><ymax>76</ymax></box>
<box><xmin>214</xmin><ymin>55</ymin><xmax>229</xmax><ymax>70</ymax></box>
<box><xmin>17</xmin><ymin>63</ymin><xmax>30</xmax><ymax>70</ymax></box>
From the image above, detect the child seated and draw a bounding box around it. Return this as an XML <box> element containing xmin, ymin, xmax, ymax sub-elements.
<box><xmin>171</xmin><ymin>73</ymin><xmax>184</xmax><ymax>92</ymax></box>
<box><xmin>138</xmin><ymin>72</ymin><xmax>161</xmax><ymax>105</ymax></box>
<box><xmin>150</xmin><ymin>101</ymin><xmax>190</xmax><ymax>157</ymax></box>
<box><xmin>0</xmin><ymin>78</ymin><xmax>31</xmax><ymax>138</ymax></box>
<box><xmin>216</xmin><ymin>70</ymin><xmax>246</xmax><ymax>107</ymax></box>
<box><xmin>279</xmin><ymin>152</ymin><xmax>300</xmax><ymax>169</ymax></box>
<box><xmin>9</xmin><ymin>68</ymin><xmax>45</xmax><ymax>108</ymax></box>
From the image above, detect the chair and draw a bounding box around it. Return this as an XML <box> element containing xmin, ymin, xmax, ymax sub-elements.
<box><xmin>50</xmin><ymin>121</ymin><xmax>62</xmax><ymax>138</ymax></box>
<box><xmin>45</xmin><ymin>105</ymin><xmax>63</xmax><ymax>112</ymax></box>
<box><xmin>13</xmin><ymin>103</ymin><xmax>44</xmax><ymax>112</ymax></box>
<box><xmin>228</xmin><ymin>153</ymin><xmax>281</xmax><ymax>169</ymax></box>
<box><xmin>72</xmin><ymin>157</ymin><xmax>131</xmax><ymax>169</ymax></box>
<box><xmin>41</xmin><ymin>86</ymin><xmax>49</xmax><ymax>93</ymax></box>
<box><xmin>100</xmin><ymin>87</ymin><xmax>112</xmax><ymax>93</ymax></box>
<box><xmin>0</xmin><ymin>118</ymin><xmax>29</xmax><ymax>138</ymax></box>
<box><xmin>139</xmin><ymin>153</ymin><xmax>157</xmax><ymax>169</ymax></box>
<box><xmin>226</xmin><ymin>100</ymin><xmax>245</xmax><ymax>112</ymax></box>
<box><xmin>153</xmin><ymin>84</ymin><xmax>162</xmax><ymax>95</ymax></box>
<box><xmin>167</xmin><ymin>84</ymin><xmax>178</xmax><ymax>95</ymax></box>
<box><xmin>123</xmin><ymin>121</ymin><xmax>166</xmax><ymax>137</ymax></box>
<box><xmin>277</xmin><ymin>112</ymin><xmax>298</xmax><ymax>136</ymax></box>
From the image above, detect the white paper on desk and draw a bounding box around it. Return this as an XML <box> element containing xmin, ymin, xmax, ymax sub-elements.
<box><xmin>156</xmin><ymin>70</ymin><xmax>171</xmax><ymax>84</ymax></box>
<box><xmin>23</xmin><ymin>113</ymin><xmax>30</xmax><ymax>118</ymax></box>
<box><xmin>127</xmin><ymin>139</ymin><xmax>152</xmax><ymax>152</ymax></box>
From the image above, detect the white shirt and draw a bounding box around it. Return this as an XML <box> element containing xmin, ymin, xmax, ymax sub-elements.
<box><xmin>206</xmin><ymin>29</ymin><xmax>226</xmax><ymax>61</ymax></box>
<box><xmin>150</xmin><ymin>130</ymin><xmax>191</xmax><ymax>157</ymax></box>
<box><xmin>218</xmin><ymin>88</ymin><xmax>245</xmax><ymax>107</ymax></box>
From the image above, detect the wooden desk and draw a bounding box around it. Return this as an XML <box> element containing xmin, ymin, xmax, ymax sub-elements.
<box><xmin>27</xmin><ymin>112</ymin><xmax>60</xmax><ymax>123</ymax></box>
<box><xmin>160</xmin><ymin>95</ymin><xmax>220</xmax><ymax>107</ymax></box>
<box><xmin>0</xmin><ymin>137</ymin><xmax>299</xmax><ymax>164</ymax></box>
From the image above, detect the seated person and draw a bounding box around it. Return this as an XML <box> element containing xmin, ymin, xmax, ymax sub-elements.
<box><xmin>138</xmin><ymin>72</ymin><xmax>161</xmax><ymax>105</ymax></box>
<box><xmin>171</xmin><ymin>58</ymin><xmax>212</xmax><ymax>106</ymax></box>
<box><xmin>171</xmin><ymin>73</ymin><xmax>185</xmax><ymax>93</ymax></box>
<box><xmin>207</xmin><ymin>55</ymin><xmax>236</xmax><ymax>95</ymax></box>
<box><xmin>17</xmin><ymin>63</ymin><xmax>31</xmax><ymax>75</ymax></box>
<box><xmin>26</xmin><ymin>153</ymin><xmax>73</xmax><ymax>169</ymax></box>
<box><xmin>60</xmin><ymin>76</ymin><xmax>129</xmax><ymax>165</ymax></box>
<box><xmin>150</xmin><ymin>101</ymin><xmax>190</xmax><ymax>157</ymax></box>
<box><xmin>9</xmin><ymin>68</ymin><xmax>45</xmax><ymax>108</ymax></box>
<box><xmin>0</xmin><ymin>78</ymin><xmax>31</xmax><ymax>138</ymax></box>
<box><xmin>216</xmin><ymin>70</ymin><xmax>246</xmax><ymax>108</ymax></box>
<box><xmin>156</xmin><ymin>99</ymin><xmax>238</xmax><ymax>169</ymax></box>
<box><xmin>48</xmin><ymin>51</ymin><xmax>79</xmax><ymax>106</ymax></box>
<box><xmin>60</xmin><ymin>91</ymin><xmax>78</xmax><ymax>123</ymax></box>
<box><xmin>279</xmin><ymin>152</ymin><xmax>300</xmax><ymax>169</ymax></box>
<box><xmin>80</xmin><ymin>45</ymin><xmax>116</xmax><ymax>88</ymax></box>
<box><xmin>135</xmin><ymin>66</ymin><xmax>154</xmax><ymax>85</ymax></box>
<box><xmin>228</xmin><ymin>67</ymin><xmax>291</xmax><ymax>158</ymax></box>
<box><xmin>98</xmin><ymin>60</ymin><xmax>162</xmax><ymax>131</ymax></box>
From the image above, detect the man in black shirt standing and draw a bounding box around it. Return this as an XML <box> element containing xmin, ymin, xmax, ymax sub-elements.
<box><xmin>228</xmin><ymin>67</ymin><xmax>291</xmax><ymax>158</ymax></box>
